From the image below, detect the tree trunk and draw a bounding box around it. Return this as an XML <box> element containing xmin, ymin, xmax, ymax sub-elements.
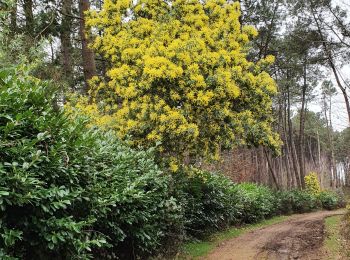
<box><xmin>308</xmin><ymin>137</ymin><xmax>316</xmax><ymax>168</ymax></box>
<box><xmin>287</xmin><ymin>82</ymin><xmax>301</xmax><ymax>188</ymax></box>
<box><xmin>284</xmin><ymin>117</ymin><xmax>293</xmax><ymax>189</ymax></box>
<box><xmin>323</xmin><ymin>91</ymin><xmax>336</xmax><ymax>188</ymax></box>
<box><xmin>316</xmin><ymin>130</ymin><xmax>326</xmax><ymax>188</ymax></box>
<box><xmin>298</xmin><ymin>60</ymin><xmax>307</xmax><ymax>188</ymax></box>
<box><xmin>10</xmin><ymin>0</ymin><xmax>17</xmax><ymax>33</ymax></box>
<box><xmin>23</xmin><ymin>0</ymin><xmax>34</xmax><ymax>36</ymax></box>
<box><xmin>264</xmin><ymin>148</ymin><xmax>279</xmax><ymax>189</ymax></box>
<box><xmin>79</xmin><ymin>0</ymin><xmax>97</xmax><ymax>94</ymax></box>
<box><xmin>61</xmin><ymin>0</ymin><xmax>74</xmax><ymax>87</ymax></box>
<box><xmin>328</xmin><ymin>95</ymin><xmax>338</xmax><ymax>187</ymax></box>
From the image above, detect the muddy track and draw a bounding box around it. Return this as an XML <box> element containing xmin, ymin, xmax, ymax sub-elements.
<box><xmin>203</xmin><ymin>209</ymin><xmax>345</xmax><ymax>260</ymax></box>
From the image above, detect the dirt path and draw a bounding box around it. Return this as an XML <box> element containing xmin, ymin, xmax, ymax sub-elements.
<box><xmin>203</xmin><ymin>209</ymin><xmax>346</xmax><ymax>260</ymax></box>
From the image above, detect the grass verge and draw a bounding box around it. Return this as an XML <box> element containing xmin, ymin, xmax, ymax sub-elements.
<box><xmin>180</xmin><ymin>215</ymin><xmax>291</xmax><ymax>259</ymax></box>
<box><xmin>323</xmin><ymin>215</ymin><xmax>345</xmax><ymax>259</ymax></box>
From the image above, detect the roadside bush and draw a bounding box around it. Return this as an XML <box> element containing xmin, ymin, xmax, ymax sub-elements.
<box><xmin>174</xmin><ymin>170</ymin><xmax>283</xmax><ymax>238</ymax></box>
<box><xmin>289</xmin><ymin>189</ymin><xmax>320</xmax><ymax>213</ymax></box>
<box><xmin>236</xmin><ymin>183</ymin><xmax>278</xmax><ymax>223</ymax></box>
<box><xmin>174</xmin><ymin>168</ymin><xmax>240</xmax><ymax>238</ymax></box>
<box><xmin>89</xmin><ymin>133</ymin><xmax>183</xmax><ymax>259</ymax></box>
<box><xmin>276</xmin><ymin>190</ymin><xmax>321</xmax><ymax>215</ymax></box>
<box><xmin>0</xmin><ymin>68</ymin><xmax>182</xmax><ymax>259</ymax></box>
<box><xmin>318</xmin><ymin>190</ymin><xmax>343</xmax><ymax>210</ymax></box>
<box><xmin>172</xmin><ymin>167</ymin><xmax>345</xmax><ymax>243</ymax></box>
<box><xmin>275</xmin><ymin>190</ymin><xmax>295</xmax><ymax>215</ymax></box>
<box><xmin>277</xmin><ymin>188</ymin><xmax>344</xmax><ymax>214</ymax></box>
<box><xmin>335</xmin><ymin>189</ymin><xmax>346</xmax><ymax>208</ymax></box>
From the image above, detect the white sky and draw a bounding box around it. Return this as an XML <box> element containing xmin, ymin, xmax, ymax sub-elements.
<box><xmin>308</xmin><ymin>66</ymin><xmax>349</xmax><ymax>131</ymax></box>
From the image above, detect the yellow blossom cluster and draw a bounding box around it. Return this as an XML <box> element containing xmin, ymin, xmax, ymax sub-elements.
<box><xmin>65</xmin><ymin>95</ymin><xmax>115</xmax><ymax>128</ymax></box>
<box><xmin>77</xmin><ymin>0</ymin><xmax>281</xmax><ymax>162</ymax></box>
<box><xmin>305</xmin><ymin>172</ymin><xmax>321</xmax><ymax>195</ymax></box>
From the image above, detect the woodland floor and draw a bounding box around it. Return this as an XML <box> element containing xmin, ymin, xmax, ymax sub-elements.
<box><xmin>202</xmin><ymin>209</ymin><xmax>347</xmax><ymax>260</ymax></box>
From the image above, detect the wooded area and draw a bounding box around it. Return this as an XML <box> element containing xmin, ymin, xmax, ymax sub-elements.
<box><xmin>0</xmin><ymin>0</ymin><xmax>349</xmax><ymax>258</ymax></box>
<box><xmin>2</xmin><ymin>0</ymin><xmax>349</xmax><ymax>188</ymax></box>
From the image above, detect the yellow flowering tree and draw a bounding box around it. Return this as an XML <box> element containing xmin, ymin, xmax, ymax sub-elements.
<box><xmin>80</xmin><ymin>0</ymin><xmax>281</xmax><ymax>163</ymax></box>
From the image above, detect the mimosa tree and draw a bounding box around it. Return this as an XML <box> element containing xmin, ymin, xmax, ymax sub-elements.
<box><xmin>78</xmin><ymin>0</ymin><xmax>281</xmax><ymax>165</ymax></box>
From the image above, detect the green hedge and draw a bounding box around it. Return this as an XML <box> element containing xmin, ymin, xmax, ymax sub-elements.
<box><xmin>318</xmin><ymin>190</ymin><xmax>345</xmax><ymax>210</ymax></box>
<box><xmin>236</xmin><ymin>183</ymin><xmax>279</xmax><ymax>223</ymax></box>
<box><xmin>173</xmin><ymin>169</ymin><xmax>240</xmax><ymax>238</ymax></box>
<box><xmin>0</xmin><ymin>68</ymin><xmax>182</xmax><ymax>259</ymax></box>
<box><xmin>175</xmin><ymin>168</ymin><xmax>344</xmax><ymax>240</ymax></box>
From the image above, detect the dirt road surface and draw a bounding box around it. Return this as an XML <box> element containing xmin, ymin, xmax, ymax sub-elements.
<box><xmin>203</xmin><ymin>209</ymin><xmax>346</xmax><ymax>260</ymax></box>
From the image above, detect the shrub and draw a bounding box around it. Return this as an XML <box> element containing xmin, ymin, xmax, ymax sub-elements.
<box><xmin>89</xmin><ymin>134</ymin><xmax>183</xmax><ymax>259</ymax></box>
<box><xmin>236</xmin><ymin>183</ymin><xmax>279</xmax><ymax>223</ymax></box>
<box><xmin>305</xmin><ymin>172</ymin><xmax>321</xmax><ymax>195</ymax></box>
<box><xmin>290</xmin><ymin>190</ymin><xmax>320</xmax><ymax>213</ymax></box>
<box><xmin>318</xmin><ymin>190</ymin><xmax>342</xmax><ymax>210</ymax></box>
<box><xmin>276</xmin><ymin>190</ymin><xmax>322</xmax><ymax>215</ymax></box>
<box><xmin>174</xmin><ymin>168</ymin><xmax>240</xmax><ymax>238</ymax></box>
<box><xmin>174</xmin><ymin>170</ymin><xmax>283</xmax><ymax>238</ymax></box>
<box><xmin>274</xmin><ymin>191</ymin><xmax>295</xmax><ymax>215</ymax></box>
<box><xmin>0</xmin><ymin>68</ymin><xmax>182</xmax><ymax>259</ymax></box>
<box><xmin>335</xmin><ymin>189</ymin><xmax>347</xmax><ymax>208</ymax></box>
<box><xmin>172</xmin><ymin>167</ymin><xmax>345</xmax><ymax>242</ymax></box>
<box><xmin>277</xmin><ymin>188</ymin><xmax>345</xmax><ymax>214</ymax></box>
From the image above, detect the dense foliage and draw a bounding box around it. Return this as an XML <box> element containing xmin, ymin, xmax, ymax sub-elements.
<box><xmin>319</xmin><ymin>191</ymin><xmax>345</xmax><ymax>210</ymax></box>
<box><xmin>75</xmin><ymin>0</ymin><xmax>281</xmax><ymax>164</ymax></box>
<box><xmin>174</xmin><ymin>168</ymin><xmax>240</xmax><ymax>237</ymax></box>
<box><xmin>237</xmin><ymin>183</ymin><xmax>278</xmax><ymax>223</ymax></box>
<box><xmin>176</xmin><ymin>169</ymin><xmax>344</xmax><ymax>239</ymax></box>
<box><xmin>0</xmin><ymin>63</ymin><xmax>345</xmax><ymax>260</ymax></box>
<box><xmin>0</xmin><ymin>68</ymin><xmax>182</xmax><ymax>259</ymax></box>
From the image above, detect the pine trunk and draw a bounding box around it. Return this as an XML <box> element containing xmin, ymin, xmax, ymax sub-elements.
<box><xmin>23</xmin><ymin>0</ymin><xmax>34</xmax><ymax>36</ymax></box>
<box><xmin>61</xmin><ymin>0</ymin><xmax>74</xmax><ymax>87</ymax></box>
<box><xmin>79</xmin><ymin>0</ymin><xmax>97</xmax><ymax>94</ymax></box>
<box><xmin>298</xmin><ymin>61</ymin><xmax>307</xmax><ymax>189</ymax></box>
